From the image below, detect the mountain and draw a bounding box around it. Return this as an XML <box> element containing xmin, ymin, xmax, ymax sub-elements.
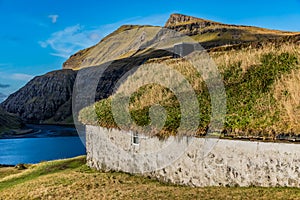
<box><xmin>1</xmin><ymin>69</ymin><xmax>76</xmax><ymax>124</ymax></box>
<box><xmin>1</xmin><ymin>13</ymin><xmax>300</xmax><ymax>126</ymax></box>
<box><xmin>63</xmin><ymin>13</ymin><xmax>300</xmax><ymax>70</ymax></box>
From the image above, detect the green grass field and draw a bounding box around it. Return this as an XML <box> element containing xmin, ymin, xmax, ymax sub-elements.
<box><xmin>0</xmin><ymin>156</ymin><xmax>300</xmax><ymax>199</ymax></box>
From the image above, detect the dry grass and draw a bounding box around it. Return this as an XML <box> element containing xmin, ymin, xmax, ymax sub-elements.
<box><xmin>116</xmin><ymin>58</ymin><xmax>203</xmax><ymax>110</ymax></box>
<box><xmin>208</xmin><ymin>24</ymin><xmax>300</xmax><ymax>35</ymax></box>
<box><xmin>212</xmin><ymin>42</ymin><xmax>300</xmax><ymax>134</ymax></box>
<box><xmin>120</xmin><ymin>42</ymin><xmax>300</xmax><ymax>118</ymax></box>
<box><xmin>0</xmin><ymin>167</ymin><xmax>22</xmax><ymax>179</ymax></box>
<box><xmin>273</xmin><ymin>69</ymin><xmax>300</xmax><ymax>132</ymax></box>
<box><xmin>0</xmin><ymin>156</ymin><xmax>300</xmax><ymax>200</ymax></box>
<box><xmin>211</xmin><ymin>42</ymin><xmax>300</xmax><ymax>71</ymax></box>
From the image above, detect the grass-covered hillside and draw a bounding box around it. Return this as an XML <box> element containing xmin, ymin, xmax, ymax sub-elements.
<box><xmin>79</xmin><ymin>42</ymin><xmax>300</xmax><ymax>139</ymax></box>
<box><xmin>0</xmin><ymin>107</ymin><xmax>23</xmax><ymax>134</ymax></box>
<box><xmin>0</xmin><ymin>156</ymin><xmax>299</xmax><ymax>199</ymax></box>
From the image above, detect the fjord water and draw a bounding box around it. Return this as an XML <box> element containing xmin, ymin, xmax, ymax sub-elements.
<box><xmin>0</xmin><ymin>125</ymin><xmax>86</xmax><ymax>165</ymax></box>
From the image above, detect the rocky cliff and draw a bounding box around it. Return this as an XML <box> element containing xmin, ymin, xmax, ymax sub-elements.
<box><xmin>164</xmin><ymin>13</ymin><xmax>220</xmax><ymax>28</ymax></box>
<box><xmin>1</xmin><ymin>69</ymin><xmax>77</xmax><ymax>124</ymax></box>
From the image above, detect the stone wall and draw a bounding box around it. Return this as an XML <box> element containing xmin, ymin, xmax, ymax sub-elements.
<box><xmin>86</xmin><ymin>125</ymin><xmax>300</xmax><ymax>187</ymax></box>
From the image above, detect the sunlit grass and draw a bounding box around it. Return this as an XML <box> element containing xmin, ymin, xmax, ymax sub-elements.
<box><xmin>0</xmin><ymin>156</ymin><xmax>300</xmax><ymax>199</ymax></box>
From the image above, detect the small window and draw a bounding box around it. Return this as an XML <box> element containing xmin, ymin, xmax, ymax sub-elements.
<box><xmin>132</xmin><ymin>132</ymin><xmax>139</xmax><ymax>145</ymax></box>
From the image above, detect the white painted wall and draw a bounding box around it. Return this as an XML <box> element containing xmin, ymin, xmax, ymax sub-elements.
<box><xmin>86</xmin><ymin>125</ymin><xmax>300</xmax><ymax>187</ymax></box>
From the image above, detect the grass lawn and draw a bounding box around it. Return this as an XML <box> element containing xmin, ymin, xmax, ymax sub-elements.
<box><xmin>0</xmin><ymin>156</ymin><xmax>299</xmax><ymax>199</ymax></box>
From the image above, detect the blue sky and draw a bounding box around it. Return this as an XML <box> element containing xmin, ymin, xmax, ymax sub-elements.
<box><xmin>0</xmin><ymin>0</ymin><xmax>300</xmax><ymax>99</ymax></box>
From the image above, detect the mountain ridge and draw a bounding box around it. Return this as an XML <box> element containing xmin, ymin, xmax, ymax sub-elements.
<box><xmin>63</xmin><ymin>13</ymin><xmax>300</xmax><ymax>70</ymax></box>
<box><xmin>1</xmin><ymin>69</ymin><xmax>77</xmax><ymax>124</ymax></box>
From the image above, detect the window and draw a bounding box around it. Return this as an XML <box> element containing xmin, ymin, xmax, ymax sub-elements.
<box><xmin>132</xmin><ymin>132</ymin><xmax>139</xmax><ymax>145</ymax></box>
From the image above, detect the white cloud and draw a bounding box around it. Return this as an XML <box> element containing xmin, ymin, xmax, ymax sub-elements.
<box><xmin>38</xmin><ymin>14</ymin><xmax>169</xmax><ymax>59</ymax></box>
<box><xmin>0</xmin><ymin>92</ymin><xmax>6</xmax><ymax>98</ymax></box>
<box><xmin>125</xmin><ymin>13</ymin><xmax>169</xmax><ymax>26</ymax></box>
<box><xmin>10</xmin><ymin>73</ymin><xmax>34</xmax><ymax>81</ymax></box>
<box><xmin>38</xmin><ymin>24</ymin><xmax>104</xmax><ymax>58</ymax></box>
<box><xmin>0</xmin><ymin>71</ymin><xmax>33</xmax><ymax>97</ymax></box>
<box><xmin>48</xmin><ymin>14</ymin><xmax>59</xmax><ymax>24</ymax></box>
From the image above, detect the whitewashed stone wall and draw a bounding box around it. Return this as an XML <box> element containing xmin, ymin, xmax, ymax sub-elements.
<box><xmin>86</xmin><ymin>125</ymin><xmax>300</xmax><ymax>187</ymax></box>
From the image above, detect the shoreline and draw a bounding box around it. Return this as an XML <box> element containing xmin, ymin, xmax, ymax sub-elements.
<box><xmin>0</xmin><ymin>124</ymin><xmax>78</xmax><ymax>139</ymax></box>
<box><xmin>3</xmin><ymin>123</ymin><xmax>300</xmax><ymax>144</ymax></box>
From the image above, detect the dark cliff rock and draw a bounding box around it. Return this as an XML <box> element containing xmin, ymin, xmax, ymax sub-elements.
<box><xmin>1</xmin><ymin>69</ymin><xmax>77</xmax><ymax>124</ymax></box>
<box><xmin>164</xmin><ymin>13</ymin><xmax>219</xmax><ymax>28</ymax></box>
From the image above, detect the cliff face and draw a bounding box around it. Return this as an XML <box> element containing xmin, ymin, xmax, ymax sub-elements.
<box><xmin>164</xmin><ymin>13</ymin><xmax>220</xmax><ymax>28</ymax></box>
<box><xmin>1</xmin><ymin>69</ymin><xmax>77</xmax><ymax>124</ymax></box>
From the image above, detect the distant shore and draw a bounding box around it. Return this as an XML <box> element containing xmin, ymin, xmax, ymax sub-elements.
<box><xmin>0</xmin><ymin>124</ymin><xmax>77</xmax><ymax>139</ymax></box>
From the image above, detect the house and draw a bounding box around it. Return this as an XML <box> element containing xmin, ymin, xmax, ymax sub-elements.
<box><xmin>173</xmin><ymin>42</ymin><xmax>200</xmax><ymax>58</ymax></box>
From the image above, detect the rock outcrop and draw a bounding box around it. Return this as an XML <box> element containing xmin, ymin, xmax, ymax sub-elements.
<box><xmin>1</xmin><ymin>69</ymin><xmax>77</xmax><ymax>124</ymax></box>
<box><xmin>164</xmin><ymin>13</ymin><xmax>220</xmax><ymax>28</ymax></box>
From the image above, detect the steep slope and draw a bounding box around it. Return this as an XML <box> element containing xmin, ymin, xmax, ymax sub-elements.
<box><xmin>63</xmin><ymin>25</ymin><xmax>160</xmax><ymax>70</ymax></box>
<box><xmin>1</xmin><ymin>70</ymin><xmax>77</xmax><ymax>124</ymax></box>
